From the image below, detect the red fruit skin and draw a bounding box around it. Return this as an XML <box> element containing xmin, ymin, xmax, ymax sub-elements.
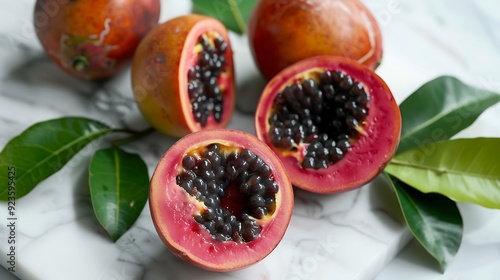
<box><xmin>34</xmin><ymin>0</ymin><xmax>160</xmax><ymax>80</ymax></box>
<box><xmin>249</xmin><ymin>0</ymin><xmax>383</xmax><ymax>80</ymax></box>
<box><xmin>255</xmin><ymin>56</ymin><xmax>401</xmax><ymax>194</ymax></box>
<box><xmin>131</xmin><ymin>15</ymin><xmax>235</xmax><ymax>137</ymax></box>
<box><xmin>149</xmin><ymin>129</ymin><xmax>294</xmax><ymax>271</ymax></box>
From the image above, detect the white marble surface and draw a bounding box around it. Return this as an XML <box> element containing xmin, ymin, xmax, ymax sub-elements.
<box><xmin>0</xmin><ymin>0</ymin><xmax>499</xmax><ymax>279</ymax></box>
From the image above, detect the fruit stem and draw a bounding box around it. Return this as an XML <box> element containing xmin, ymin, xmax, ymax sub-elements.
<box><xmin>110</xmin><ymin>127</ymin><xmax>156</xmax><ymax>147</ymax></box>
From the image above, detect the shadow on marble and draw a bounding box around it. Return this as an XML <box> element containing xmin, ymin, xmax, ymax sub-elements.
<box><xmin>5</xmin><ymin>51</ymin><xmax>97</xmax><ymax>94</ymax></box>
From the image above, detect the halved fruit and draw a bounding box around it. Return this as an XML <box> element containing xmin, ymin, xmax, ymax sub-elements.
<box><xmin>255</xmin><ymin>55</ymin><xmax>401</xmax><ymax>193</ymax></box>
<box><xmin>149</xmin><ymin>129</ymin><xmax>293</xmax><ymax>271</ymax></box>
<box><xmin>132</xmin><ymin>15</ymin><xmax>235</xmax><ymax>137</ymax></box>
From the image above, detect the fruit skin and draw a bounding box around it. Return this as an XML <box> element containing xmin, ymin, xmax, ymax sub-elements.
<box><xmin>131</xmin><ymin>15</ymin><xmax>235</xmax><ymax>137</ymax></box>
<box><xmin>249</xmin><ymin>0</ymin><xmax>383</xmax><ymax>80</ymax></box>
<box><xmin>149</xmin><ymin>129</ymin><xmax>293</xmax><ymax>271</ymax></box>
<box><xmin>34</xmin><ymin>0</ymin><xmax>160</xmax><ymax>80</ymax></box>
<box><xmin>255</xmin><ymin>55</ymin><xmax>401</xmax><ymax>194</ymax></box>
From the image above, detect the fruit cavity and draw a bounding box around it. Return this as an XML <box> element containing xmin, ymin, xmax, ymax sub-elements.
<box><xmin>132</xmin><ymin>15</ymin><xmax>235</xmax><ymax>137</ymax></box>
<box><xmin>150</xmin><ymin>129</ymin><xmax>293</xmax><ymax>271</ymax></box>
<box><xmin>255</xmin><ymin>56</ymin><xmax>401</xmax><ymax>194</ymax></box>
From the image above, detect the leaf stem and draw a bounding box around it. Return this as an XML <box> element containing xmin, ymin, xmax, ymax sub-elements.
<box><xmin>110</xmin><ymin>127</ymin><xmax>156</xmax><ymax>147</ymax></box>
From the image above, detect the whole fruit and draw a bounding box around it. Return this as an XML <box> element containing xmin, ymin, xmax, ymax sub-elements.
<box><xmin>132</xmin><ymin>15</ymin><xmax>235</xmax><ymax>137</ymax></box>
<box><xmin>34</xmin><ymin>0</ymin><xmax>160</xmax><ymax>80</ymax></box>
<box><xmin>249</xmin><ymin>0</ymin><xmax>382</xmax><ymax>80</ymax></box>
<box><xmin>150</xmin><ymin>129</ymin><xmax>293</xmax><ymax>271</ymax></box>
<box><xmin>255</xmin><ymin>55</ymin><xmax>401</xmax><ymax>193</ymax></box>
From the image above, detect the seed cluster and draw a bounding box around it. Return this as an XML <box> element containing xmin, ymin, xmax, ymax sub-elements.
<box><xmin>187</xmin><ymin>34</ymin><xmax>228</xmax><ymax>126</ymax></box>
<box><xmin>176</xmin><ymin>144</ymin><xmax>279</xmax><ymax>242</ymax></box>
<box><xmin>269</xmin><ymin>70</ymin><xmax>370</xmax><ymax>169</ymax></box>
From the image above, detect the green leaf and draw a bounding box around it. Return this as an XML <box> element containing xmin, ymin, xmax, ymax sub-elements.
<box><xmin>398</xmin><ymin>76</ymin><xmax>500</xmax><ymax>153</ymax></box>
<box><xmin>384</xmin><ymin>173</ymin><xmax>462</xmax><ymax>271</ymax></box>
<box><xmin>192</xmin><ymin>0</ymin><xmax>259</xmax><ymax>34</ymax></box>
<box><xmin>386</xmin><ymin>138</ymin><xmax>500</xmax><ymax>209</ymax></box>
<box><xmin>0</xmin><ymin>117</ymin><xmax>112</xmax><ymax>200</ymax></box>
<box><xmin>89</xmin><ymin>147</ymin><xmax>149</xmax><ymax>242</ymax></box>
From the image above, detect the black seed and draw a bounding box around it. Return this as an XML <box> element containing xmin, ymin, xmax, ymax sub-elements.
<box><xmin>278</xmin><ymin>138</ymin><xmax>293</xmax><ymax>149</ymax></box>
<box><xmin>247</xmin><ymin>174</ymin><xmax>261</xmax><ymax>186</ymax></box>
<box><xmin>235</xmin><ymin>157</ymin><xmax>249</xmax><ymax>173</ymax></box>
<box><xmin>319</xmin><ymin>70</ymin><xmax>332</xmax><ymax>84</ymax></box>
<box><xmin>291</xmin><ymin>83</ymin><xmax>303</xmax><ymax>97</ymax></box>
<box><xmin>213</xmin><ymin>166</ymin><xmax>225</xmax><ymax>180</ymax></box>
<box><xmin>250</xmin><ymin>183</ymin><xmax>266</xmax><ymax>196</ymax></box>
<box><xmin>351</xmin><ymin>82</ymin><xmax>366</xmax><ymax>96</ymax></box>
<box><xmin>257</xmin><ymin>163</ymin><xmax>272</xmax><ymax>178</ymax></box>
<box><xmin>323</xmin><ymin>84</ymin><xmax>335</xmax><ymax>99</ymax></box>
<box><xmin>215</xmin><ymin>233</ymin><xmax>229</xmax><ymax>242</ymax></box>
<box><xmin>198</xmin><ymin>158</ymin><xmax>212</xmax><ymax>172</ymax></box>
<box><xmin>204</xmin><ymin>220</ymin><xmax>215</xmax><ymax>232</ymax></box>
<box><xmin>200</xmin><ymin>36</ymin><xmax>210</xmax><ymax>48</ymax></box>
<box><xmin>353</xmin><ymin>107</ymin><xmax>368</xmax><ymax>119</ymax></box>
<box><xmin>310</xmin><ymin>141</ymin><xmax>322</xmax><ymax>150</ymax></box>
<box><xmin>329</xmin><ymin>147</ymin><xmax>344</xmax><ymax>163</ymax></box>
<box><xmin>339</xmin><ymin>76</ymin><xmax>353</xmax><ymax>90</ymax></box>
<box><xmin>218</xmin><ymin>42</ymin><xmax>228</xmax><ymax>54</ymax></box>
<box><xmin>356</xmin><ymin>92</ymin><xmax>370</xmax><ymax>105</ymax></box>
<box><xmin>324</xmin><ymin>139</ymin><xmax>336</xmax><ymax>148</ymax></box>
<box><xmin>265</xmin><ymin>197</ymin><xmax>275</xmax><ymax>206</ymax></box>
<box><xmin>218</xmin><ymin>223</ymin><xmax>232</xmax><ymax>236</ymax></box>
<box><xmin>239</xmin><ymin>182</ymin><xmax>250</xmax><ymax>194</ymax></box>
<box><xmin>302</xmin><ymin>79</ymin><xmax>316</xmax><ymax>95</ymax></box>
<box><xmin>334</xmin><ymin>94</ymin><xmax>347</xmax><ymax>104</ymax></box>
<box><xmin>318</xmin><ymin>159</ymin><xmax>328</xmax><ymax>169</ymax></box>
<box><xmin>203</xmin><ymin>207</ymin><xmax>216</xmax><ymax>220</ymax></box>
<box><xmin>207</xmin><ymin>143</ymin><xmax>220</xmax><ymax>153</ymax></box>
<box><xmin>193</xmin><ymin>178</ymin><xmax>207</xmax><ymax>194</ymax></box>
<box><xmin>225</xmin><ymin>163</ymin><xmax>238</xmax><ymax>179</ymax></box>
<box><xmin>205</xmin><ymin>196</ymin><xmax>217</xmax><ymax>208</ymax></box>
<box><xmin>241</xmin><ymin>221</ymin><xmax>260</xmax><ymax>241</ymax></box>
<box><xmin>332</xmin><ymin>70</ymin><xmax>345</xmax><ymax>83</ymax></box>
<box><xmin>263</xmin><ymin>179</ymin><xmax>279</xmax><ymax>195</ymax></box>
<box><xmin>188</xmin><ymin>67</ymin><xmax>198</xmax><ymax>80</ymax></box>
<box><xmin>232</xmin><ymin>221</ymin><xmax>242</xmax><ymax>232</ymax></box>
<box><xmin>344</xmin><ymin>101</ymin><xmax>357</xmax><ymax>112</ymax></box>
<box><xmin>318</xmin><ymin>133</ymin><xmax>329</xmax><ymax>142</ymax></box>
<box><xmin>240</xmin><ymin>149</ymin><xmax>257</xmax><ymax>165</ymax></box>
<box><xmin>335</xmin><ymin>107</ymin><xmax>346</xmax><ymax>118</ymax></box>
<box><xmin>241</xmin><ymin>213</ymin><xmax>252</xmax><ymax>221</ymax></box>
<box><xmin>332</xmin><ymin>119</ymin><xmax>343</xmax><ymax>130</ymax></box>
<box><xmin>182</xmin><ymin>155</ymin><xmax>196</xmax><ymax>170</ymax></box>
<box><xmin>224</xmin><ymin>214</ymin><xmax>237</xmax><ymax>225</ymax></box>
<box><xmin>345</xmin><ymin>116</ymin><xmax>359</xmax><ymax>129</ymax></box>
<box><xmin>214</xmin><ymin>215</ymin><xmax>224</xmax><ymax>227</ymax></box>
<box><xmin>252</xmin><ymin>207</ymin><xmax>267</xmax><ymax>219</ymax></box>
<box><xmin>303</xmin><ymin>156</ymin><xmax>315</xmax><ymax>169</ymax></box>
<box><xmin>337</xmin><ymin>138</ymin><xmax>351</xmax><ymax>153</ymax></box>
<box><xmin>180</xmin><ymin>179</ymin><xmax>193</xmax><ymax>193</ymax></box>
<box><xmin>194</xmin><ymin>215</ymin><xmax>205</xmax><ymax>227</ymax></box>
<box><xmin>199</xmin><ymin>51</ymin><xmax>210</xmax><ymax>66</ymax></box>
